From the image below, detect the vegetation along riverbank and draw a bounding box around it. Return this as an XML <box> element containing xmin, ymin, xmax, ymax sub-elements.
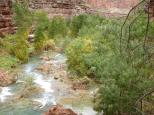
<box><xmin>0</xmin><ymin>0</ymin><xmax>154</xmax><ymax>115</ymax></box>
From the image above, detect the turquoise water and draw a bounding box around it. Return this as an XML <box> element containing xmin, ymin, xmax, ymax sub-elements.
<box><xmin>0</xmin><ymin>51</ymin><xmax>97</xmax><ymax>115</ymax></box>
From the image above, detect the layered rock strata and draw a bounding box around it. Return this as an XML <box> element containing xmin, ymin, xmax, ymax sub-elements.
<box><xmin>28</xmin><ymin>0</ymin><xmax>139</xmax><ymax>17</ymax></box>
<box><xmin>0</xmin><ymin>0</ymin><xmax>140</xmax><ymax>36</ymax></box>
<box><xmin>0</xmin><ymin>0</ymin><xmax>15</xmax><ymax>37</ymax></box>
<box><xmin>29</xmin><ymin>0</ymin><xmax>86</xmax><ymax>18</ymax></box>
<box><xmin>85</xmin><ymin>0</ymin><xmax>139</xmax><ymax>17</ymax></box>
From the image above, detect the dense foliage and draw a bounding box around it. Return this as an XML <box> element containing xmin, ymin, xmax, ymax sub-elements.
<box><xmin>48</xmin><ymin>16</ymin><xmax>68</xmax><ymax>39</ymax></box>
<box><xmin>34</xmin><ymin>11</ymin><xmax>50</xmax><ymax>52</ymax></box>
<box><xmin>66</xmin><ymin>14</ymin><xmax>154</xmax><ymax>115</ymax></box>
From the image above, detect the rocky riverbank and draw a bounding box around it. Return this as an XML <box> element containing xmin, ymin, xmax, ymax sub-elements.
<box><xmin>44</xmin><ymin>105</ymin><xmax>77</xmax><ymax>115</ymax></box>
<box><xmin>0</xmin><ymin>69</ymin><xmax>17</xmax><ymax>87</ymax></box>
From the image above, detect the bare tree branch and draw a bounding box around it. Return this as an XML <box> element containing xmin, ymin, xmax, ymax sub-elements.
<box><xmin>120</xmin><ymin>0</ymin><xmax>146</xmax><ymax>54</ymax></box>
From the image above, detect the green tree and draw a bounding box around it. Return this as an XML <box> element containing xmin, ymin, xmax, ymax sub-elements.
<box><xmin>48</xmin><ymin>16</ymin><xmax>67</xmax><ymax>39</ymax></box>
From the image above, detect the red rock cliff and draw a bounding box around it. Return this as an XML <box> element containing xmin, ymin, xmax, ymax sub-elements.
<box><xmin>0</xmin><ymin>0</ymin><xmax>140</xmax><ymax>37</ymax></box>
<box><xmin>28</xmin><ymin>0</ymin><xmax>139</xmax><ymax>17</ymax></box>
<box><xmin>29</xmin><ymin>0</ymin><xmax>85</xmax><ymax>18</ymax></box>
<box><xmin>86</xmin><ymin>0</ymin><xmax>139</xmax><ymax>9</ymax></box>
<box><xmin>85</xmin><ymin>0</ymin><xmax>139</xmax><ymax>16</ymax></box>
<box><xmin>0</xmin><ymin>0</ymin><xmax>15</xmax><ymax>37</ymax></box>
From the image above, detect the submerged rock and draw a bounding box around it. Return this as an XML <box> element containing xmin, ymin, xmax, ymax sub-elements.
<box><xmin>0</xmin><ymin>69</ymin><xmax>17</xmax><ymax>87</ymax></box>
<box><xmin>44</xmin><ymin>105</ymin><xmax>77</xmax><ymax>115</ymax></box>
<box><xmin>54</xmin><ymin>47</ymin><xmax>63</xmax><ymax>53</ymax></box>
<box><xmin>40</xmin><ymin>56</ymin><xmax>51</xmax><ymax>61</ymax></box>
<box><xmin>72</xmin><ymin>78</ymin><xmax>90</xmax><ymax>90</ymax></box>
<box><xmin>36</xmin><ymin>64</ymin><xmax>52</xmax><ymax>74</ymax></box>
<box><xmin>54</xmin><ymin>76</ymin><xmax>59</xmax><ymax>80</ymax></box>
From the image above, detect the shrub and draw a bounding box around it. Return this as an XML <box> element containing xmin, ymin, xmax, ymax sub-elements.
<box><xmin>70</xmin><ymin>14</ymin><xmax>103</xmax><ymax>37</ymax></box>
<box><xmin>34</xmin><ymin>11</ymin><xmax>49</xmax><ymax>25</ymax></box>
<box><xmin>34</xmin><ymin>32</ymin><xmax>55</xmax><ymax>51</ymax></box>
<box><xmin>43</xmin><ymin>39</ymin><xmax>55</xmax><ymax>51</ymax></box>
<box><xmin>11</xmin><ymin>1</ymin><xmax>33</xmax><ymax>62</ymax></box>
<box><xmin>1</xmin><ymin>34</ymin><xmax>29</xmax><ymax>63</ymax></box>
<box><xmin>12</xmin><ymin>38</ymin><xmax>29</xmax><ymax>63</ymax></box>
<box><xmin>0</xmin><ymin>35</ymin><xmax>16</xmax><ymax>54</ymax></box>
<box><xmin>94</xmin><ymin>53</ymin><xmax>153</xmax><ymax>115</ymax></box>
<box><xmin>0</xmin><ymin>55</ymin><xmax>19</xmax><ymax>70</ymax></box>
<box><xmin>66</xmin><ymin>18</ymin><xmax>120</xmax><ymax>79</ymax></box>
<box><xmin>48</xmin><ymin>16</ymin><xmax>68</xmax><ymax>39</ymax></box>
<box><xmin>34</xmin><ymin>11</ymin><xmax>49</xmax><ymax>40</ymax></box>
<box><xmin>34</xmin><ymin>32</ymin><xmax>48</xmax><ymax>52</ymax></box>
<box><xmin>13</xmin><ymin>1</ymin><xmax>33</xmax><ymax>31</ymax></box>
<box><xmin>55</xmin><ymin>36</ymin><xmax>72</xmax><ymax>51</ymax></box>
<box><xmin>70</xmin><ymin>14</ymin><xmax>88</xmax><ymax>37</ymax></box>
<box><xmin>66</xmin><ymin>37</ymin><xmax>94</xmax><ymax>76</ymax></box>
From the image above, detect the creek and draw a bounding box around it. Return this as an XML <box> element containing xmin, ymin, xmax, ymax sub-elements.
<box><xmin>0</xmin><ymin>51</ymin><xmax>97</xmax><ymax>115</ymax></box>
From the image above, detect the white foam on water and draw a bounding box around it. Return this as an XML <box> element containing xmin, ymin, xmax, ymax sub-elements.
<box><xmin>33</xmin><ymin>98</ymin><xmax>48</xmax><ymax>108</ymax></box>
<box><xmin>33</xmin><ymin>96</ymin><xmax>56</xmax><ymax>108</ymax></box>
<box><xmin>52</xmin><ymin>54</ymin><xmax>67</xmax><ymax>64</ymax></box>
<box><xmin>31</xmin><ymin>54</ymin><xmax>66</xmax><ymax>108</ymax></box>
<box><xmin>0</xmin><ymin>87</ymin><xmax>13</xmax><ymax>102</ymax></box>
<box><xmin>33</xmin><ymin>73</ymin><xmax>54</xmax><ymax>93</ymax></box>
<box><xmin>32</xmin><ymin>72</ymin><xmax>55</xmax><ymax>108</ymax></box>
<box><xmin>80</xmin><ymin>107</ymin><xmax>97</xmax><ymax>115</ymax></box>
<box><xmin>16</xmin><ymin>80</ymin><xmax>25</xmax><ymax>84</ymax></box>
<box><xmin>70</xmin><ymin>106</ymin><xmax>97</xmax><ymax>115</ymax></box>
<box><xmin>24</xmin><ymin>64</ymin><xmax>34</xmax><ymax>73</ymax></box>
<box><xmin>23</xmin><ymin>62</ymin><xmax>55</xmax><ymax>108</ymax></box>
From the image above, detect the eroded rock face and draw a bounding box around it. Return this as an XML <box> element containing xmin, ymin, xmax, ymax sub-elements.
<box><xmin>28</xmin><ymin>0</ymin><xmax>139</xmax><ymax>18</ymax></box>
<box><xmin>85</xmin><ymin>0</ymin><xmax>139</xmax><ymax>17</ymax></box>
<box><xmin>0</xmin><ymin>69</ymin><xmax>16</xmax><ymax>87</ymax></box>
<box><xmin>0</xmin><ymin>0</ymin><xmax>15</xmax><ymax>37</ymax></box>
<box><xmin>29</xmin><ymin>0</ymin><xmax>86</xmax><ymax>18</ymax></box>
<box><xmin>44</xmin><ymin>105</ymin><xmax>77</xmax><ymax>115</ymax></box>
<box><xmin>0</xmin><ymin>0</ymin><xmax>140</xmax><ymax>37</ymax></box>
<box><xmin>86</xmin><ymin>0</ymin><xmax>139</xmax><ymax>9</ymax></box>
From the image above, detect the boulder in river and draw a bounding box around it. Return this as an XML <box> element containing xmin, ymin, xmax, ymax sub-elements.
<box><xmin>36</xmin><ymin>64</ymin><xmax>52</xmax><ymax>74</ymax></box>
<box><xmin>0</xmin><ymin>69</ymin><xmax>17</xmax><ymax>87</ymax></box>
<box><xmin>40</xmin><ymin>56</ymin><xmax>51</xmax><ymax>61</ymax></box>
<box><xmin>44</xmin><ymin>105</ymin><xmax>77</xmax><ymax>115</ymax></box>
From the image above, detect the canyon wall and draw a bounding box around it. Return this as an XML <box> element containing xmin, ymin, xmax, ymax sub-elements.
<box><xmin>28</xmin><ymin>0</ymin><xmax>139</xmax><ymax>18</ymax></box>
<box><xmin>85</xmin><ymin>0</ymin><xmax>139</xmax><ymax>16</ymax></box>
<box><xmin>0</xmin><ymin>0</ymin><xmax>15</xmax><ymax>37</ymax></box>
<box><xmin>29</xmin><ymin>0</ymin><xmax>86</xmax><ymax>18</ymax></box>
<box><xmin>0</xmin><ymin>0</ymin><xmax>140</xmax><ymax>36</ymax></box>
<box><xmin>86</xmin><ymin>0</ymin><xmax>139</xmax><ymax>9</ymax></box>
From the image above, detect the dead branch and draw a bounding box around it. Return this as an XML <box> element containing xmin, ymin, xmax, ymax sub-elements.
<box><xmin>120</xmin><ymin>0</ymin><xmax>147</xmax><ymax>54</ymax></box>
<box><xmin>136</xmin><ymin>88</ymin><xmax>154</xmax><ymax>104</ymax></box>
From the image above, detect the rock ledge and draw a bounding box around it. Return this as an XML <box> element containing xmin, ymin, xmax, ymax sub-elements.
<box><xmin>44</xmin><ymin>105</ymin><xmax>77</xmax><ymax>115</ymax></box>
